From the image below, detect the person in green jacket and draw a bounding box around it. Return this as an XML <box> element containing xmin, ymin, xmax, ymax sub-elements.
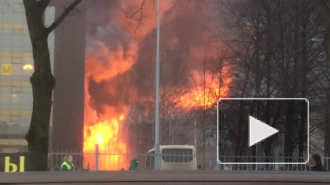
<box><xmin>61</xmin><ymin>155</ymin><xmax>74</xmax><ymax>171</ymax></box>
<box><xmin>129</xmin><ymin>158</ymin><xmax>139</xmax><ymax>170</ymax></box>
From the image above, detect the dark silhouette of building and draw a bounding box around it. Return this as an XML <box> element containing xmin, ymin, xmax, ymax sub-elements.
<box><xmin>51</xmin><ymin>0</ymin><xmax>86</xmax><ymax>153</ymax></box>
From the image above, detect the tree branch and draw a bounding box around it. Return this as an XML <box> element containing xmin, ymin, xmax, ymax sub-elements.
<box><xmin>38</xmin><ymin>0</ymin><xmax>51</xmax><ymax>11</ymax></box>
<box><xmin>126</xmin><ymin>0</ymin><xmax>145</xmax><ymax>19</ymax></box>
<box><xmin>46</xmin><ymin>0</ymin><xmax>82</xmax><ymax>34</ymax></box>
<box><xmin>125</xmin><ymin>0</ymin><xmax>146</xmax><ymax>33</ymax></box>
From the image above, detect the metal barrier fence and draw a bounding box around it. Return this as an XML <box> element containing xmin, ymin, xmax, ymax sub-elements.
<box><xmin>48</xmin><ymin>151</ymin><xmax>330</xmax><ymax>171</ymax></box>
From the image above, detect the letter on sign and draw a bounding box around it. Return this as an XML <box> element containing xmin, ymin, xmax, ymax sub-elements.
<box><xmin>5</xmin><ymin>157</ymin><xmax>17</xmax><ymax>172</ymax></box>
<box><xmin>4</xmin><ymin>156</ymin><xmax>25</xmax><ymax>172</ymax></box>
<box><xmin>2</xmin><ymin>64</ymin><xmax>12</xmax><ymax>75</ymax></box>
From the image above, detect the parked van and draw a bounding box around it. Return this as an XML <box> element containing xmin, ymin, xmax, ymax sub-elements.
<box><xmin>146</xmin><ymin>145</ymin><xmax>197</xmax><ymax>170</ymax></box>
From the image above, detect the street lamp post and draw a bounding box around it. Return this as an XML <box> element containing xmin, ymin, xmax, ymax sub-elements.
<box><xmin>154</xmin><ymin>0</ymin><xmax>161</xmax><ymax>170</ymax></box>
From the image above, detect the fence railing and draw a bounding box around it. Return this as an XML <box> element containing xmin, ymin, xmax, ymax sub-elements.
<box><xmin>48</xmin><ymin>150</ymin><xmax>329</xmax><ymax>171</ymax></box>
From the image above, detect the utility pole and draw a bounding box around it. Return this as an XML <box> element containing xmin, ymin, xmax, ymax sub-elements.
<box><xmin>154</xmin><ymin>0</ymin><xmax>161</xmax><ymax>170</ymax></box>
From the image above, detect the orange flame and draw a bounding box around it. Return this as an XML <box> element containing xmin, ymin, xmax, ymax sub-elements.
<box><xmin>83</xmin><ymin>115</ymin><xmax>127</xmax><ymax>170</ymax></box>
<box><xmin>83</xmin><ymin>0</ymin><xmax>232</xmax><ymax>171</ymax></box>
<box><xmin>179</xmin><ymin>65</ymin><xmax>232</xmax><ymax>109</ymax></box>
<box><xmin>83</xmin><ymin>0</ymin><xmax>171</xmax><ymax>171</ymax></box>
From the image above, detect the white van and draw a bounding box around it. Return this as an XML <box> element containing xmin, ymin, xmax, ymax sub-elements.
<box><xmin>146</xmin><ymin>145</ymin><xmax>197</xmax><ymax>170</ymax></box>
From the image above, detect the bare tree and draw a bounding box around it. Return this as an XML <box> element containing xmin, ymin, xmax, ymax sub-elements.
<box><xmin>221</xmin><ymin>0</ymin><xmax>325</xmax><ymax>169</ymax></box>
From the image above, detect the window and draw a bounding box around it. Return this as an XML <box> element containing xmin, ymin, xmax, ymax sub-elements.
<box><xmin>10</xmin><ymin>116</ymin><xmax>20</xmax><ymax>122</ymax></box>
<box><xmin>11</xmin><ymin>86</ymin><xmax>22</xmax><ymax>93</ymax></box>
<box><xmin>12</xmin><ymin>3</ymin><xmax>24</xmax><ymax>14</ymax></box>
<box><xmin>12</xmin><ymin>29</ymin><xmax>22</xmax><ymax>35</ymax></box>
<box><xmin>12</xmin><ymin>63</ymin><xmax>22</xmax><ymax>75</ymax></box>
<box><xmin>162</xmin><ymin>149</ymin><xmax>193</xmax><ymax>163</ymax></box>
<box><xmin>1</xmin><ymin>57</ymin><xmax>10</xmax><ymax>63</ymax></box>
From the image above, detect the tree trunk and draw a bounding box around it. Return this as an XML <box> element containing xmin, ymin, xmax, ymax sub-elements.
<box><xmin>325</xmin><ymin>85</ymin><xmax>330</xmax><ymax>168</ymax></box>
<box><xmin>202</xmin><ymin>122</ymin><xmax>206</xmax><ymax>170</ymax></box>
<box><xmin>26</xmin><ymin>64</ymin><xmax>55</xmax><ymax>171</ymax></box>
<box><xmin>284</xmin><ymin>101</ymin><xmax>294</xmax><ymax>170</ymax></box>
<box><xmin>316</xmin><ymin>0</ymin><xmax>330</xmax><ymax>168</ymax></box>
<box><xmin>23</xmin><ymin>0</ymin><xmax>81</xmax><ymax>171</ymax></box>
<box><xmin>299</xmin><ymin>1</ymin><xmax>308</xmax><ymax>169</ymax></box>
<box><xmin>23</xmin><ymin>0</ymin><xmax>55</xmax><ymax>171</ymax></box>
<box><xmin>264</xmin><ymin>101</ymin><xmax>272</xmax><ymax>169</ymax></box>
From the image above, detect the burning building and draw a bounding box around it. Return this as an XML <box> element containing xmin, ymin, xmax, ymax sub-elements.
<box><xmin>83</xmin><ymin>0</ymin><xmax>232</xmax><ymax>170</ymax></box>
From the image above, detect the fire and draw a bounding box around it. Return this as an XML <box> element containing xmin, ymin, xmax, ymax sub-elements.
<box><xmin>83</xmin><ymin>116</ymin><xmax>128</xmax><ymax>170</ymax></box>
<box><xmin>83</xmin><ymin>0</ymin><xmax>233</xmax><ymax>171</ymax></box>
<box><xmin>179</xmin><ymin>65</ymin><xmax>232</xmax><ymax>109</ymax></box>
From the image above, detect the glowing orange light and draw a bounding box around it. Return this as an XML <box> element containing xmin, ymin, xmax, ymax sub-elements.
<box><xmin>178</xmin><ymin>65</ymin><xmax>232</xmax><ymax>109</ymax></box>
<box><xmin>83</xmin><ymin>119</ymin><xmax>128</xmax><ymax>170</ymax></box>
<box><xmin>95</xmin><ymin>135</ymin><xmax>104</xmax><ymax>144</ymax></box>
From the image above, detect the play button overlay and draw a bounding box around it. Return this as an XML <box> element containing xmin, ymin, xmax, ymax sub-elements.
<box><xmin>249</xmin><ymin>116</ymin><xmax>279</xmax><ymax>147</ymax></box>
<box><xmin>217</xmin><ymin>98</ymin><xmax>309</xmax><ymax>165</ymax></box>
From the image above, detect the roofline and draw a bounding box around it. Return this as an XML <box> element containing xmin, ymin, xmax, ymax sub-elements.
<box><xmin>147</xmin><ymin>145</ymin><xmax>196</xmax><ymax>153</ymax></box>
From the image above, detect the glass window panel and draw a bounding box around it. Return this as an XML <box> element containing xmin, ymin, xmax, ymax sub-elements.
<box><xmin>12</xmin><ymin>36</ymin><xmax>22</xmax><ymax>46</ymax></box>
<box><xmin>20</xmin><ymin>104</ymin><xmax>32</xmax><ymax>110</ymax></box>
<box><xmin>12</xmin><ymin>57</ymin><xmax>22</xmax><ymax>64</ymax></box>
<box><xmin>11</xmin><ymin>93</ymin><xmax>20</xmax><ymax>104</ymax></box>
<box><xmin>22</xmin><ymin>57</ymin><xmax>33</xmax><ymax>65</ymax></box>
<box><xmin>10</xmin><ymin>104</ymin><xmax>21</xmax><ymax>110</ymax></box>
<box><xmin>10</xmin><ymin>75</ymin><xmax>23</xmax><ymax>81</ymax></box>
<box><xmin>0</xmin><ymin>116</ymin><xmax>10</xmax><ymax>122</ymax></box>
<box><xmin>20</xmin><ymin>125</ymin><xmax>28</xmax><ymax>133</ymax></box>
<box><xmin>2</xmin><ymin>57</ymin><xmax>11</xmax><ymax>63</ymax></box>
<box><xmin>11</xmin><ymin>86</ymin><xmax>21</xmax><ymax>93</ymax></box>
<box><xmin>21</xmin><ymin>116</ymin><xmax>30</xmax><ymax>123</ymax></box>
<box><xmin>23</xmin><ymin>29</ymin><xmax>29</xmax><ymax>36</ymax></box>
<box><xmin>2</xmin><ymin>28</ymin><xmax>11</xmax><ymax>35</ymax></box>
<box><xmin>10</xmin><ymin>116</ymin><xmax>20</xmax><ymax>122</ymax></box>
<box><xmin>0</xmin><ymin>76</ymin><xmax>12</xmax><ymax>82</ymax></box>
<box><xmin>9</xmin><ymin>122</ymin><xmax>22</xmax><ymax>134</ymax></box>
<box><xmin>162</xmin><ymin>149</ymin><xmax>193</xmax><ymax>162</ymax></box>
<box><xmin>0</xmin><ymin>87</ymin><xmax>10</xmax><ymax>93</ymax></box>
<box><xmin>21</xmin><ymin>86</ymin><xmax>32</xmax><ymax>94</ymax></box>
<box><xmin>0</xmin><ymin>103</ymin><xmax>10</xmax><ymax>109</ymax></box>
<box><xmin>0</xmin><ymin>120</ymin><xmax>10</xmax><ymax>134</ymax></box>
<box><xmin>12</xmin><ymin>63</ymin><xmax>22</xmax><ymax>75</ymax></box>
<box><xmin>21</xmin><ymin>93</ymin><xmax>32</xmax><ymax>104</ymax></box>
<box><xmin>0</xmin><ymin>92</ymin><xmax>11</xmax><ymax>104</ymax></box>
<box><xmin>12</xmin><ymin>3</ymin><xmax>24</xmax><ymax>14</ymax></box>
<box><xmin>12</xmin><ymin>28</ymin><xmax>23</xmax><ymax>35</ymax></box>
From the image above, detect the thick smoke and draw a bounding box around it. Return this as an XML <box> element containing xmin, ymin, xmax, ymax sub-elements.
<box><xmin>88</xmin><ymin>73</ymin><xmax>134</xmax><ymax>115</ymax></box>
<box><xmin>86</xmin><ymin>0</ymin><xmax>222</xmax><ymax>117</ymax></box>
<box><xmin>86</xmin><ymin>0</ymin><xmax>121</xmax><ymax>35</ymax></box>
<box><xmin>86</xmin><ymin>21</ymin><xmax>137</xmax><ymax>82</ymax></box>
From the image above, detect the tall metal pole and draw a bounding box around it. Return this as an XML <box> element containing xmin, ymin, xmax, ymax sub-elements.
<box><xmin>154</xmin><ymin>0</ymin><xmax>161</xmax><ymax>170</ymax></box>
<box><xmin>255</xmin><ymin>102</ymin><xmax>258</xmax><ymax>170</ymax></box>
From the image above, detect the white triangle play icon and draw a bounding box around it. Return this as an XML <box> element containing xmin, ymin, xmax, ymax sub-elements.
<box><xmin>249</xmin><ymin>116</ymin><xmax>279</xmax><ymax>147</ymax></box>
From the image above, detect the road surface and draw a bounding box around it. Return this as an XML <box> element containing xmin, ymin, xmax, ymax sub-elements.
<box><xmin>1</xmin><ymin>170</ymin><xmax>329</xmax><ymax>185</ymax></box>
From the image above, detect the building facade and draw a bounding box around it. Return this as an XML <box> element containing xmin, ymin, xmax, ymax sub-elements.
<box><xmin>0</xmin><ymin>0</ymin><xmax>85</xmax><ymax>155</ymax></box>
<box><xmin>0</xmin><ymin>0</ymin><xmax>55</xmax><ymax>153</ymax></box>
